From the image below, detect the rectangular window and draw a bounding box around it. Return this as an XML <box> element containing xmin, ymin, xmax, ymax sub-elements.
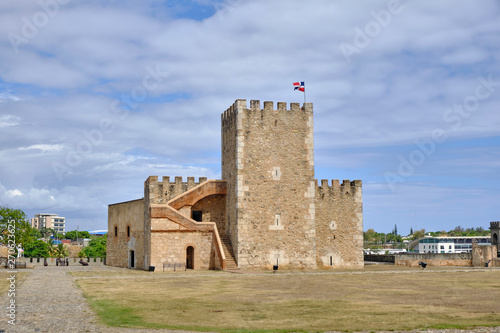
<box><xmin>127</xmin><ymin>226</ymin><xmax>130</xmax><ymax>237</ymax></box>
<box><xmin>192</xmin><ymin>211</ymin><xmax>203</xmax><ymax>222</ymax></box>
<box><xmin>114</xmin><ymin>226</ymin><xmax>118</xmax><ymax>237</ymax></box>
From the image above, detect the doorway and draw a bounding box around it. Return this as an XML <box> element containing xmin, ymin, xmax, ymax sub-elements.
<box><xmin>186</xmin><ymin>246</ymin><xmax>194</xmax><ymax>269</ymax></box>
<box><xmin>129</xmin><ymin>250</ymin><xmax>135</xmax><ymax>268</ymax></box>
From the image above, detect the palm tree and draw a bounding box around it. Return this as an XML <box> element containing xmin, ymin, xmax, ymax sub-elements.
<box><xmin>40</xmin><ymin>227</ymin><xmax>54</xmax><ymax>239</ymax></box>
<box><xmin>53</xmin><ymin>243</ymin><xmax>69</xmax><ymax>266</ymax></box>
<box><xmin>53</xmin><ymin>243</ymin><xmax>68</xmax><ymax>258</ymax></box>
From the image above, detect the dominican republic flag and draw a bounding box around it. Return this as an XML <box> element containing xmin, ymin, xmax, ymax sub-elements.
<box><xmin>293</xmin><ymin>81</ymin><xmax>305</xmax><ymax>92</ymax></box>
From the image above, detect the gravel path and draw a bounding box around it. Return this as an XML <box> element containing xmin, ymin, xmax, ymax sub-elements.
<box><xmin>0</xmin><ymin>265</ymin><xmax>196</xmax><ymax>333</ymax></box>
<box><xmin>1</xmin><ymin>265</ymin><xmax>499</xmax><ymax>333</ymax></box>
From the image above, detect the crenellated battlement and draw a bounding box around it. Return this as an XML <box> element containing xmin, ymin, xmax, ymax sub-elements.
<box><xmin>145</xmin><ymin>176</ymin><xmax>208</xmax><ymax>204</ymax></box>
<box><xmin>221</xmin><ymin>99</ymin><xmax>313</xmax><ymax>123</ymax></box>
<box><xmin>316</xmin><ymin>179</ymin><xmax>362</xmax><ymax>198</ymax></box>
<box><xmin>490</xmin><ymin>221</ymin><xmax>500</xmax><ymax>229</ymax></box>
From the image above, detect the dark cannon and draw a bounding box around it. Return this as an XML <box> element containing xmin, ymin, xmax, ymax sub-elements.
<box><xmin>418</xmin><ymin>261</ymin><xmax>427</xmax><ymax>269</ymax></box>
<box><xmin>56</xmin><ymin>258</ymin><xmax>68</xmax><ymax>266</ymax></box>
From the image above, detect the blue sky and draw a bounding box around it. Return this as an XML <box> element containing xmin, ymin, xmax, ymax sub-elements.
<box><xmin>0</xmin><ymin>0</ymin><xmax>499</xmax><ymax>234</ymax></box>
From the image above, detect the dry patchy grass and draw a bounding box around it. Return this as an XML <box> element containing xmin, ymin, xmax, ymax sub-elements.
<box><xmin>0</xmin><ymin>270</ymin><xmax>29</xmax><ymax>295</ymax></box>
<box><xmin>70</xmin><ymin>267</ymin><xmax>231</xmax><ymax>278</ymax></box>
<box><xmin>76</xmin><ymin>269</ymin><xmax>500</xmax><ymax>332</ymax></box>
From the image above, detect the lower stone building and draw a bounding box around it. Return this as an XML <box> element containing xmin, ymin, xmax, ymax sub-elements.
<box><xmin>107</xmin><ymin>100</ymin><xmax>363</xmax><ymax>270</ymax></box>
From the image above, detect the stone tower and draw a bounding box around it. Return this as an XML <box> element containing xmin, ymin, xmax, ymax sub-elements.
<box><xmin>490</xmin><ymin>221</ymin><xmax>499</xmax><ymax>247</ymax></box>
<box><xmin>108</xmin><ymin>98</ymin><xmax>363</xmax><ymax>271</ymax></box>
<box><xmin>221</xmin><ymin>99</ymin><xmax>317</xmax><ymax>269</ymax></box>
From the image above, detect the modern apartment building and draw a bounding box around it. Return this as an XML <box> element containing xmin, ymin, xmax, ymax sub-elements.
<box><xmin>409</xmin><ymin>236</ymin><xmax>491</xmax><ymax>253</ymax></box>
<box><xmin>31</xmin><ymin>213</ymin><xmax>66</xmax><ymax>234</ymax></box>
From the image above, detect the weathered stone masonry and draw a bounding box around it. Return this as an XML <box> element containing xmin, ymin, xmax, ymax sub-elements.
<box><xmin>108</xmin><ymin>99</ymin><xmax>363</xmax><ymax>270</ymax></box>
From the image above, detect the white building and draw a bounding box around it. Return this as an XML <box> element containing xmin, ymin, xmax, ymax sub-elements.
<box><xmin>409</xmin><ymin>236</ymin><xmax>491</xmax><ymax>253</ymax></box>
<box><xmin>31</xmin><ymin>213</ymin><xmax>66</xmax><ymax>234</ymax></box>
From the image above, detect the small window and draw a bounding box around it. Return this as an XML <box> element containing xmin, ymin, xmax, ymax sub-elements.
<box><xmin>275</xmin><ymin>214</ymin><xmax>281</xmax><ymax>226</ymax></box>
<box><xmin>192</xmin><ymin>211</ymin><xmax>203</xmax><ymax>222</ymax></box>
<box><xmin>127</xmin><ymin>226</ymin><xmax>130</xmax><ymax>237</ymax></box>
<box><xmin>114</xmin><ymin>226</ymin><xmax>118</xmax><ymax>237</ymax></box>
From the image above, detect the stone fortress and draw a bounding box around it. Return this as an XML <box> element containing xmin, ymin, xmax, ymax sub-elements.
<box><xmin>107</xmin><ymin>99</ymin><xmax>363</xmax><ymax>270</ymax></box>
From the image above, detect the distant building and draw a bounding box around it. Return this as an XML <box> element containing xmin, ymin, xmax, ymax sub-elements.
<box><xmin>88</xmin><ymin>230</ymin><xmax>107</xmax><ymax>237</ymax></box>
<box><xmin>31</xmin><ymin>213</ymin><xmax>66</xmax><ymax>234</ymax></box>
<box><xmin>409</xmin><ymin>236</ymin><xmax>491</xmax><ymax>253</ymax></box>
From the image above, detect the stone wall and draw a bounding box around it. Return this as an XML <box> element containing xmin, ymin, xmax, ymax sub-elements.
<box><xmin>26</xmin><ymin>257</ymin><xmax>106</xmax><ymax>266</ymax></box>
<box><xmin>191</xmin><ymin>194</ymin><xmax>226</xmax><ymax>233</ymax></box>
<box><xmin>143</xmin><ymin>177</ymin><xmax>225</xmax><ymax>271</ymax></box>
<box><xmin>150</xmin><ymin>231</ymin><xmax>214</xmax><ymax>270</ymax></box>
<box><xmin>364</xmin><ymin>254</ymin><xmax>395</xmax><ymax>263</ymax></box>
<box><xmin>142</xmin><ymin>176</ymin><xmax>207</xmax><ymax>269</ymax></box>
<box><xmin>222</xmin><ymin>100</ymin><xmax>317</xmax><ymax>269</ymax></box>
<box><xmin>221</xmin><ymin>99</ymin><xmax>241</xmax><ymax>256</ymax></box>
<box><xmin>145</xmin><ymin>175</ymin><xmax>208</xmax><ymax>205</ymax></box>
<box><xmin>107</xmin><ymin>198</ymin><xmax>145</xmax><ymax>269</ymax></box>
<box><xmin>395</xmin><ymin>253</ymin><xmax>472</xmax><ymax>267</ymax></box>
<box><xmin>315</xmin><ymin>179</ymin><xmax>363</xmax><ymax>268</ymax></box>
<box><xmin>472</xmin><ymin>243</ymin><xmax>497</xmax><ymax>267</ymax></box>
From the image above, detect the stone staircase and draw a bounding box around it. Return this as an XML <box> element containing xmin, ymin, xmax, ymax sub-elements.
<box><xmin>219</xmin><ymin>234</ymin><xmax>238</xmax><ymax>270</ymax></box>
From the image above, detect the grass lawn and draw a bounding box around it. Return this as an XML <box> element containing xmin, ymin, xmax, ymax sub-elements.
<box><xmin>76</xmin><ymin>268</ymin><xmax>500</xmax><ymax>332</ymax></box>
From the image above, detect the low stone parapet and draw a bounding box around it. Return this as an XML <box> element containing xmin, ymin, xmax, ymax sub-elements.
<box><xmin>364</xmin><ymin>254</ymin><xmax>395</xmax><ymax>263</ymax></box>
<box><xmin>24</xmin><ymin>257</ymin><xmax>106</xmax><ymax>266</ymax></box>
<box><xmin>395</xmin><ymin>253</ymin><xmax>472</xmax><ymax>267</ymax></box>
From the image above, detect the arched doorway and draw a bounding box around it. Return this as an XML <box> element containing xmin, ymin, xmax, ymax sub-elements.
<box><xmin>493</xmin><ymin>233</ymin><xmax>498</xmax><ymax>245</ymax></box>
<box><xmin>186</xmin><ymin>246</ymin><xmax>194</xmax><ymax>269</ymax></box>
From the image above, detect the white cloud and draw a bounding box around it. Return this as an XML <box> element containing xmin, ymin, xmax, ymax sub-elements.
<box><xmin>0</xmin><ymin>115</ymin><xmax>21</xmax><ymax>127</ymax></box>
<box><xmin>0</xmin><ymin>91</ymin><xmax>24</xmax><ymax>102</ymax></box>
<box><xmin>0</xmin><ymin>0</ymin><xmax>498</xmax><ymax>232</ymax></box>
<box><xmin>5</xmin><ymin>189</ymin><xmax>23</xmax><ymax>198</ymax></box>
<box><xmin>19</xmin><ymin>144</ymin><xmax>65</xmax><ymax>152</ymax></box>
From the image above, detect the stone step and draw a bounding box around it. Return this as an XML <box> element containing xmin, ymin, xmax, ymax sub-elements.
<box><xmin>218</xmin><ymin>233</ymin><xmax>238</xmax><ymax>270</ymax></box>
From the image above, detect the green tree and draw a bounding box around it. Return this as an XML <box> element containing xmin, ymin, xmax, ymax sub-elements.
<box><xmin>79</xmin><ymin>237</ymin><xmax>106</xmax><ymax>257</ymax></box>
<box><xmin>411</xmin><ymin>229</ymin><xmax>426</xmax><ymax>240</ymax></box>
<box><xmin>29</xmin><ymin>227</ymin><xmax>42</xmax><ymax>239</ymax></box>
<box><xmin>364</xmin><ymin>229</ymin><xmax>377</xmax><ymax>243</ymax></box>
<box><xmin>386</xmin><ymin>233</ymin><xmax>402</xmax><ymax>243</ymax></box>
<box><xmin>64</xmin><ymin>230</ymin><xmax>90</xmax><ymax>240</ymax></box>
<box><xmin>0</xmin><ymin>206</ymin><xmax>38</xmax><ymax>248</ymax></box>
<box><xmin>23</xmin><ymin>240</ymin><xmax>51</xmax><ymax>258</ymax></box>
<box><xmin>40</xmin><ymin>227</ymin><xmax>53</xmax><ymax>238</ymax></box>
<box><xmin>52</xmin><ymin>231</ymin><xmax>64</xmax><ymax>240</ymax></box>
<box><xmin>52</xmin><ymin>243</ymin><xmax>69</xmax><ymax>258</ymax></box>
